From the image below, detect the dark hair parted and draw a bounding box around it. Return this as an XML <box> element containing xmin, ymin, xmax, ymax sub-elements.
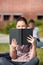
<box><xmin>29</xmin><ymin>19</ymin><xmax>35</xmax><ymax>24</ymax></box>
<box><xmin>16</xmin><ymin>17</ymin><xmax>28</xmax><ymax>26</ymax></box>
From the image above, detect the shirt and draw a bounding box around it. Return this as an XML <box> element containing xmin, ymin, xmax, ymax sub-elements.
<box><xmin>33</xmin><ymin>27</ymin><xmax>39</xmax><ymax>38</ymax></box>
<box><xmin>12</xmin><ymin>45</ymin><xmax>32</xmax><ymax>62</ymax></box>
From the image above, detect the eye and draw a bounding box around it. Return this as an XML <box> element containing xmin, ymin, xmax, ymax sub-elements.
<box><xmin>22</xmin><ymin>25</ymin><xmax>25</xmax><ymax>27</ymax></box>
<box><xmin>18</xmin><ymin>26</ymin><xmax>20</xmax><ymax>27</ymax></box>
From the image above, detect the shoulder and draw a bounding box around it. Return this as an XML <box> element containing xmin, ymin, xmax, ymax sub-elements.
<box><xmin>34</xmin><ymin>27</ymin><xmax>39</xmax><ymax>31</ymax></box>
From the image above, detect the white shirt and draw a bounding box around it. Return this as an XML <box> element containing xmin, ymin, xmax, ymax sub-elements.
<box><xmin>33</xmin><ymin>27</ymin><xmax>39</xmax><ymax>38</ymax></box>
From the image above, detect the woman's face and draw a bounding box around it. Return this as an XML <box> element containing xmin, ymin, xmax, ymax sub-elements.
<box><xmin>16</xmin><ymin>21</ymin><xmax>27</xmax><ymax>29</ymax></box>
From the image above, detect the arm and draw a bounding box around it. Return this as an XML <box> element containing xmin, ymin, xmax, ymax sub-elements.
<box><xmin>30</xmin><ymin>43</ymin><xmax>37</xmax><ymax>59</ymax></box>
<box><xmin>10</xmin><ymin>39</ymin><xmax>17</xmax><ymax>59</ymax></box>
<box><xmin>27</xmin><ymin>35</ymin><xmax>37</xmax><ymax>59</ymax></box>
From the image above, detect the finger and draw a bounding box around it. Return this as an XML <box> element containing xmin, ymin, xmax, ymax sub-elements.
<box><xmin>26</xmin><ymin>55</ymin><xmax>29</xmax><ymax>58</ymax></box>
<box><xmin>12</xmin><ymin>38</ymin><xmax>16</xmax><ymax>40</ymax></box>
<box><xmin>12</xmin><ymin>39</ymin><xmax>17</xmax><ymax>42</ymax></box>
<box><xmin>27</xmin><ymin>39</ymin><xmax>31</xmax><ymax>43</ymax></box>
<box><xmin>27</xmin><ymin>37</ymin><xmax>32</xmax><ymax>41</ymax></box>
<box><xmin>27</xmin><ymin>37</ymin><xmax>32</xmax><ymax>40</ymax></box>
<box><xmin>12</xmin><ymin>39</ymin><xmax>17</xmax><ymax>45</ymax></box>
<box><xmin>29</xmin><ymin>35</ymin><xmax>33</xmax><ymax>38</ymax></box>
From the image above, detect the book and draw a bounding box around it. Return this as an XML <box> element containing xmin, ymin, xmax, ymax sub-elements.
<box><xmin>9</xmin><ymin>28</ymin><xmax>33</xmax><ymax>45</ymax></box>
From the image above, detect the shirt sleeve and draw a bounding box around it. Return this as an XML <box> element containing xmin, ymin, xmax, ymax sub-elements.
<box><xmin>33</xmin><ymin>27</ymin><xmax>39</xmax><ymax>38</ymax></box>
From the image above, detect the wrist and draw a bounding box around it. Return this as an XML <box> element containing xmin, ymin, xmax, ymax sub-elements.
<box><xmin>10</xmin><ymin>45</ymin><xmax>16</xmax><ymax>51</ymax></box>
<box><xmin>10</xmin><ymin>45</ymin><xmax>16</xmax><ymax>49</ymax></box>
<box><xmin>32</xmin><ymin>43</ymin><xmax>36</xmax><ymax>47</ymax></box>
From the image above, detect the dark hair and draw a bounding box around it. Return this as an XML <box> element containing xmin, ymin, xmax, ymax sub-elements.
<box><xmin>16</xmin><ymin>17</ymin><xmax>28</xmax><ymax>25</ymax></box>
<box><xmin>29</xmin><ymin>19</ymin><xmax>35</xmax><ymax>24</ymax></box>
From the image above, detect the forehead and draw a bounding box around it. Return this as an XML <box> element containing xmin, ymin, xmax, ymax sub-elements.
<box><xmin>17</xmin><ymin>21</ymin><xmax>26</xmax><ymax>25</ymax></box>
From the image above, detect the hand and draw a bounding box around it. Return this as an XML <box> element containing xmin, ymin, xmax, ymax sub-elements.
<box><xmin>27</xmin><ymin>35</ymin><xmax>36</xmax><ymax>46</ymax></box>
<box><xmin>11</xmin><ymin>39</ymin><xmax>17</xmax><ymax>48</ymax></box>
<box><xmin>10</xmin><ymin>39</ymin><xmax>17</xmax><ymax>59</ymax></box>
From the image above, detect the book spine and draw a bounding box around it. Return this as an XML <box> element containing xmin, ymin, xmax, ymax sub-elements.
<box><xmin>19</xmin><ymin>29</ymin><xmax>22</xmax><ymax>45</ymax></box>
<box><xmin>21</xmin><ymin>29</ymin><xmax>23</xmax><ymax>45</ymax></box>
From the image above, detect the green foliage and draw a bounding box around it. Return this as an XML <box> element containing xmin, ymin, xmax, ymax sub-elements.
<box><xmin>5</xmin><ymin>20</ymin><xmax>16</xmax><ymax>34</ymax></box>
<box><xmin>0</xmin><ymin>20</ymin><xmax>16</xmax><ymax>34</ymax></box>
<box><xmin>34</xmin><ymin>20</ymin><xmax>43</xmax><ymax>37</ymax></box>
<box><xmin>35</xmin><ymin>20</ymin><xmax>42</xmax><ymax>27</ymax></box>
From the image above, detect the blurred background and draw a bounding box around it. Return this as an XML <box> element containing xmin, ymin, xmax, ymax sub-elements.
<box><xmin>0</xmin><ymin>0</ymin><xmax>43</xmax><ymax>65</ymax></box>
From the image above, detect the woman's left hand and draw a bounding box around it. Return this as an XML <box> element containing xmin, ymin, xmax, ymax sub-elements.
<box><xmin>27</xmin><ymin>35</ymin><xmax>36</xmax><ymax>46</ymax></box>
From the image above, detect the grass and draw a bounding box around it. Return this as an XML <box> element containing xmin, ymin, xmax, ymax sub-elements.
<box><xmin>0</xmin><ymin>44</ymin><xmax>9</xmax><ymax>53</ymax></box>
<box><xmin>0</xmin><ymin>43</ymin><xmax>43</xmax><ymax>65</ymax></box>
<box><xmin>37</xmin><ymin>48</ymin><xmax>43</xmax><ymax>65</ymax></box>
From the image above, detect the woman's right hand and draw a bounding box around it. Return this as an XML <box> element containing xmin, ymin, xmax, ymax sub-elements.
<box><xmin>10</xmin><ymin>39</ymin><xmax>17</xmax><ymax>49</ymax></box>
<box><xmin>10</xmin><ymin>39</ymin><xmax>17</xmax><ymax>59</ymax></box>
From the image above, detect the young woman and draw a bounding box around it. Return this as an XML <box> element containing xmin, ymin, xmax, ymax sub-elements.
<box><xmin>0</xmin><ymin>17</ymin><xmax>39</xmax><ymax>65</ymax></box>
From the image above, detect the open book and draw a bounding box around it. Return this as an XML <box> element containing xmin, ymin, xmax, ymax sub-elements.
<box><xmin>9</xmin><ymin>28</ymin><xmax>33</xmax><ymax>45</ymax></box>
